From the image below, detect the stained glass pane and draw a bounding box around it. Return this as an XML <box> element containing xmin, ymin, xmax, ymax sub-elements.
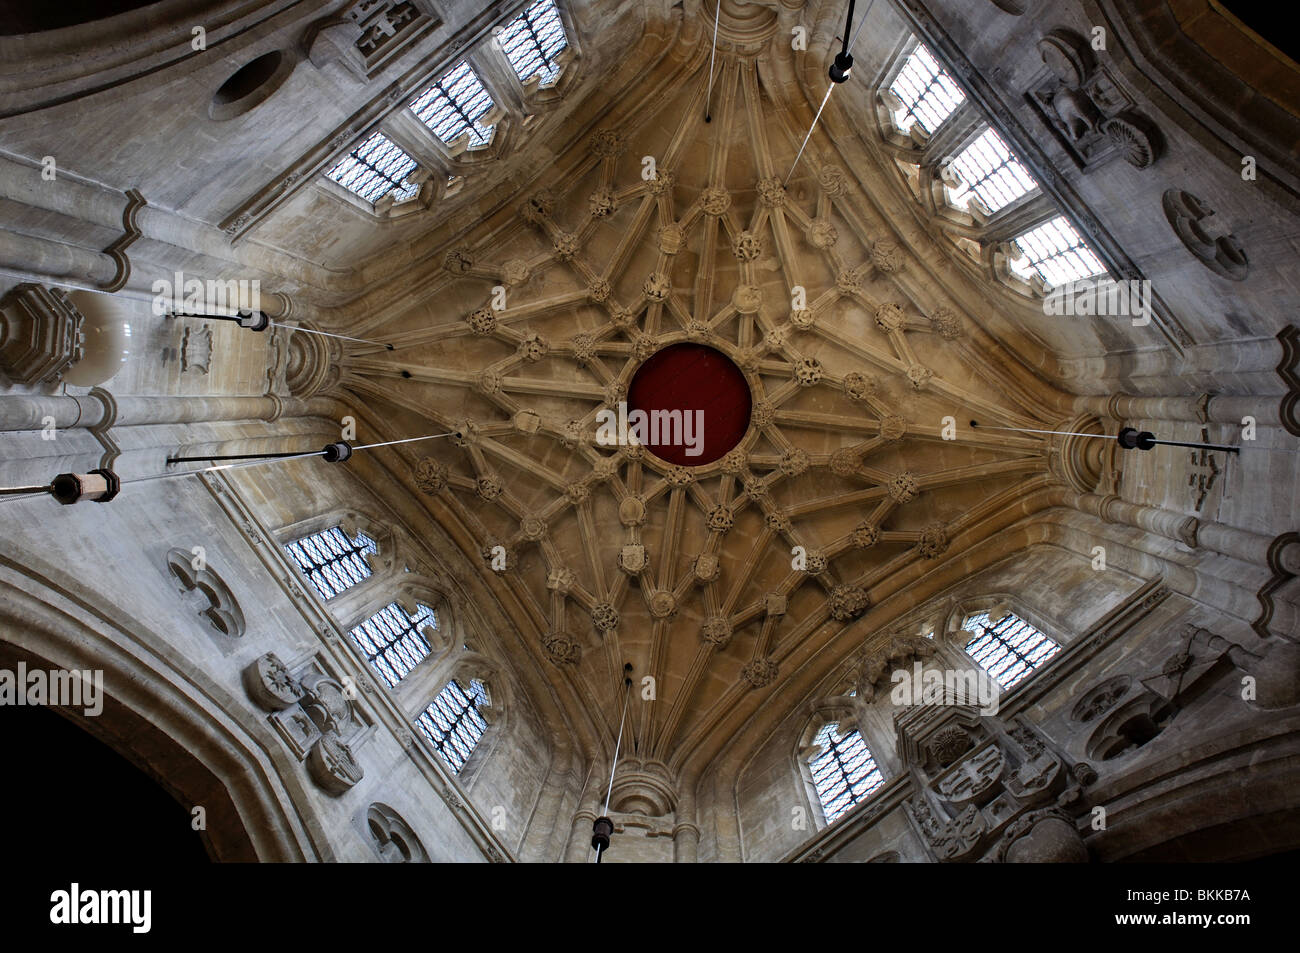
<box><xmin>961</xmin><ymin>611</ymin><xmax>1060</xmax><ymax>689</ymax></box>
<box><xmin>499</xmin><ymin>0</ymin><xmax>568</xmax><ymax>87</ymax></box>
<box><xmin>418</xmin><ymin>678</ymin><xmax>489</xmax><ymax>774</ymax></box>
<box><xmin>284</xmin><ymin>526</ymin><xmax>378</xmax><ymax>600</ymax></box>
<box><xmin>809</xmin><ymin>722</ymin><xmax>884</xmax><ymax>824</ymax></box>
<box><xmin>1008</xmin><ymin>216</ymin><xmax>1106</xmax><ymax>288</ymax></box>
<box><xmin>409</xmin><ymin>62</ymin><xmax>495</xmax><ymax>147</ymax></box>
<box><xmin>350</xmin><ymin>602</ymin><xmax>437</xmax><ymax>688</ymax></box>
<box><xmin>947</xmin><ymin>127</ymin><xmax>1038</xmax><ymax>213</ymax></box>
<box><xmin>326</xmin><ymin>132</ymin><xmax>419</xmax><ymax>204</ymax></box>
<box><xmin>889</xmin><ymin>43</ymin><xmax>965</xmax><ymax>135</ymax></box>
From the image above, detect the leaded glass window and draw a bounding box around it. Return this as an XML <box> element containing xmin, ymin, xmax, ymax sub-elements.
<box><xmin>946</xmin><ymin>127</ymin><xmax>1038</xmax><ymax>213</ymax></box>
<box><xmin>889</xmin><ymin>43</ymin><xmax>966</xmax><ymax>135</ymax></box>
<box><xmin>809</xmin><ymin>722</ymin><xmax>884</xmax><ymax>824</ymax></box>
<box><xmin>499</xmin><ymin>0</ymin><xmax>568</xmax><ymax>87</ymax></box>
<box><xmin>350</xmin><ymin>602</ymin><xmax>437</xmax><ymax>688</ymax></box>
<box><xmin>1007</xmin><ymin>215</ymin><xmax>1106</xmax><ymax>287</ymax></box>
<box><xmin>325</xmin><ymin>132</ymin><xmax>419</xmax><ymax>204</ymax></box>
<box><xmin>961</xmin><ymin>610</ymin><xmax>1060</xmax><ymax>689</ymax></box>
<box><xmin>409</xmin><ymin>62</ymin><xmax>495</xmax><ymax>147</ymax></box>
<box><xmin>284</xmin><ymin>526</ymin><xmax>378</xmax><ymax>600</ymax></box>
<box><xmin>418</xmin><ymin>678</ymin><xmax>490</xmax><ymax>774</ymax></box>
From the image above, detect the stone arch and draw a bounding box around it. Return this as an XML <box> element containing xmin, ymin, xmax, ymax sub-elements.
<box><xmin>0</xmin><ymin>569</ymin><xmax>323</xmax><ymax>862</ymax></box>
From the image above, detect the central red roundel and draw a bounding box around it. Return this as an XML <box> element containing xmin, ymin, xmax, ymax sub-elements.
<box><xmin>626</xmin><ymin>343</ymin><xmax>752</xmax><ymax>466</ymax></box>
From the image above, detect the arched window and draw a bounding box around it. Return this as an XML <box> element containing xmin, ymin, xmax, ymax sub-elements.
<box><xmin>499</xmin><ymin>0</ymin><xmax>569</xmax><ymax>87</ymax></box>
<box><xmin>1006</xmin><ymin>215</ymin><xmax>1106</xmax><ymax>287</ymax></box>
<box><xmin>417</xmin><ymin>678</ymin><xmax>490</xmax><ymax>774</ymax></box>
<box><xmin>284</xmin><ymin>525</ymin><xmax>378</xmax><ymax>599</ymax></box>
<box><xmin>349</xmin><ymin>602</ymin><xmax>437</xmax><ymax>688</ymax></box>
<box><xmin>888</xmin><ymin>43</ymin><xmax>965</xmax><ymax>135</ymax></box>
<box><xmin>945</xmin><ymin>126</ymin><xmax>1037</xmax><ymax>214</ymax></box>
<box><xmin>960</xmin><ymin>610</ymin><xmax>1060</xmax><ymax>688</ymax></box>
<box><xmin>809</xmin><ymin>722</ymin><xmax>884</xmax><ymax>824</ymax></box>
<box><xmin>409</xmin><ymin>62</ymin><xmax>495</xmax><ymax>147</ymax></box>
<box><xmin>325</xmin><ymin>132</ymin><xmax>419</xmax><ymax>204</ymax></box>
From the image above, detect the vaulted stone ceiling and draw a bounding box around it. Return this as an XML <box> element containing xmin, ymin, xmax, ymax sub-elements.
<box><xmin>333</xmin><ymin>2</ymin><xmax>1080</xmax><ymax>776</ymax></box>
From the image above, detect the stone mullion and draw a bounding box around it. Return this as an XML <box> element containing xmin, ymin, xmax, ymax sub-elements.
<box><xmin>811</xmin><ymin>323</ymin><xmax>909</xmax><ymax>375</ymax></box>
<box><xmin>659</xmin><ymin>488</ymin><xmax>686</xmax><ymax>591</ymax></box>
<box><xmin>606</xmin><ymin>571</ymin><xmax>631</xmax><ymax>613</ymax></box>
<box><xmin>497</xmin><ymin>375</ymin><xmax>603</xmax><ymax>399</ymax></box>
<box><xmin>721</xmin><ymin>526</ymin><xmax>774</xmax><ymax>617</ymax></box>
<box><xmin>1076</xmin><ymin>393</ymin><xmax>1279</xmax><ymax>428</ymax></box>
<box><xmin>924</xmin><ymin>457</ymin><xmax>1046</xmax><ymax>492</ymax></box>
<box><xmin>640</xmin><ymin>617</ymin><xmax>670</xmax><ymax>752</ymax></box>
<box><xmin>695</xmin><ymin>214</ymin><xmax>721</xmax><ymax>328</ymax></box>
<box><xmin>573</xmin><ymin>501</ymin><xmax>607</xmax><ymax>595</ymax></box>
<box><xmin>767</xmin><ymin>206</ymin><xmax>804</xmax><ymax>301</ymax></box>
<box><xmin>787</xmin><ymin>486</ymin><xmax>888</xmax><ymax>519</ymax></box>
<box><xmin>605</xmin><ymin>193</ymin><xmax>659</xmax><ymax>279</ymax></box>
<box><xmin>345</xmin><ymin>378</ymin><xmax>455</xmax><ymax>435</ymax></box>
<box><xmin>653</xmin><ymin>642</ymin><xmax>713</xmax><ymax>757</ymax></box>
<box><xmin>478</xmin><ymin>439</ymin><xmax>568</xmax><ymax>491</ymax></box>
<box><xmin>664</xmin><ymin>294</ymin><xmax>695</xmax><ymax>331</ymax></box>
<box><xmin>0</xmin><ymin>392</ymin><xmax>324</xmax><ymax>432</ymax></box>
<box><xmin>741</xmin><ymin>61</ymin><xmax>777</xmax><ymax>180</ymax></box>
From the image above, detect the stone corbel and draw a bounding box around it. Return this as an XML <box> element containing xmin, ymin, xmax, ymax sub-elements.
<box><xmin>1253</xmin><ymin>532</ymin><xmax>1300</xmax><ymax>640</ymax></box>
<box><xmin>99</xmin><ymin>189</ymin><xmax>146</xmax><ymax>293</ymax></box>
<box><xmin>1278</xmin><ymin>326</ymin><xmax>1300</xmax><ymax>437</ymax></box>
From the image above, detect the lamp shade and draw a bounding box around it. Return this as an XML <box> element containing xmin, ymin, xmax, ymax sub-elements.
<box><xmin>63</xmin><ymin>290</ymin><xmax>135</xmax><ymax>386</ymax></box>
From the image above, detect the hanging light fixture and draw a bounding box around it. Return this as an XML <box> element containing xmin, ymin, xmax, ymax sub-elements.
<box><xmin>168</xmin><ymin>307</ymin><xmax>394</xmax><ymax>350</ymax></box>
<box><xmin>785</xmin><ymin>0</ymin><xmax>874</xmax><ymax>185</ymax></box>
<box><xmin>0</xmin><ymin>431</ymin><xmax>459</xmax><ymax>506</ymax></box>
<box><xmin>592</xmin><ymin>664</ymin><xmax>634</xmax><ymax>863</ymax></box>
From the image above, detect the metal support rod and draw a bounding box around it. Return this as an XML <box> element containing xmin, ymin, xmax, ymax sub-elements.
<box><xmin>704</xmin><ymin>0</ymin><xmax>722</xmax><ymax>122</ymax></box>
<box><xmin>970</xmin><ymin>421</ymin><xmax>1248</xmax><ymax>455</ymax></box>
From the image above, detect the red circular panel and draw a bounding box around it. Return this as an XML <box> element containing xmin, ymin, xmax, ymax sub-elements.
<box><xmin>626</xmin><ymin>343</ymin><xmax>752</xmax><ymax>466</ymax></box>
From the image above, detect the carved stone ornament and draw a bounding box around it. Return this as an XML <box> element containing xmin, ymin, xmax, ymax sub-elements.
<box><xmin>444</xmin><ymin>247</ymin><xmax>473</xmax><ymax>274</ymax></box>
<box><xmin>591</xmin><ymin>603</ymin><xmax>619</xmax><ymax>632</ymax></box>
<box><xmin>308</xmin><ymin>732</ymin><xmax>365</xmax><ymax>795</ymax></box>
<box><xmin>702</xmin><ymin>616</ymin><xmax>732</xmax><ymax>646</ymax></box>
<box><xmin>590</xmin><ymin>130</ymin><xmax>626</xmax><ymax>157</ymax></box>
<box><xmin>242</xmin><ymin>652</ymin><xmax>302</xmax><ymax>711</ymax></box>
<box><xmin>1071</xmin><ymin>675</ymin><xmax>1132</xmax><ymax>723</ymax></box>
<box><xmin>701</xmin><ymin>187</ymin><xmax>731</xmax><ymax>215</ymax></box>
<box><xmin>693</xmin><ymin>553</ymin><xmax>720</xmax><ymax>582</ymax></box>
<box><xmin>367</xmin><ymin>803</ymin><xmax>429</xmax><ymax>863</ymax></box>
<box><xmin>927</xmin><ymin>725</ymin><xmax>971</xmax><ymax>767</ymax></box>
<box><xmin>619</xmin><ymin>544</ymin><xmax>647</xmax><ymax>574</ymax></box>
<box><xmin>741</xmin><ymin>658</ymin><xmax>779</xmax><ymax>688</ymax></box>
<box><xmin>1162</xmin><ymin>189</ymin><xmax>1249</xmax><ymax>281</ymax></box>
<box><xmin>793</xmin><ymin>357</ymin><xmax>823</xmax><ymax>386</ymax></box>
<box><xmin>165</xmin><ymin>549</ymin><xmax>246</xmax><ymax>637</ymax></box>
<box><xmin>180</xmin><ymin>324</ymin><xmax>212</xmax><ymax>374</ymax></box>
<box><xmin>852</xmin><ymin>520</ymin><xmax>880</xmax><ymax>548</ymax></box>
<box><xmin>829</xmin><ymin>584</ymin><xmax>870</xmax><ymax>621</ymax></box>
<box><xmin>888</xmin><ymin>471</ymin><xmax>919</xmax><ymax>503</ymax></box>
<box><xmin>543</xmin><ymin>633</ymin><xmax>582</xmax><ymax>666</ymax></box>
<box><xmin>858</xmin><ymin>635</ymin><xmax>937</xmax><ymax>700</ymax></box>
<box><xmin>1028</xmin><ymin>29</ymin><xmax>1162</xmax><ymax>172</ymax></box>
<box><xmin>756</xmin><ymin>176</ymin><xmax>786</xmax><ymax>207</ymax></box>
<box><xmin>242</xmin><ymin>653</ymin><xmax>365</xmax><ymax>795</ymax></box>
